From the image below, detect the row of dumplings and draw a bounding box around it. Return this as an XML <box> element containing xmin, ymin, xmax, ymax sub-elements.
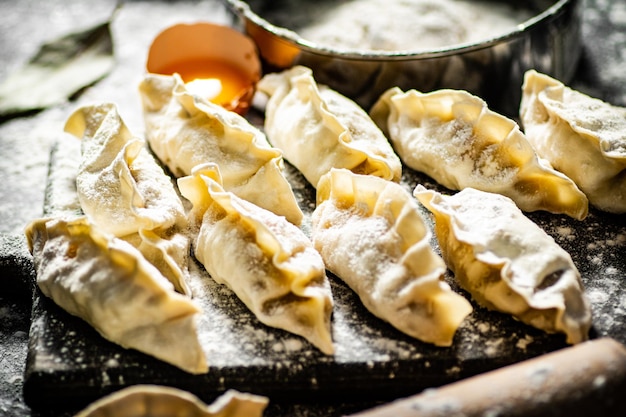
<box><xmin>26</xmin><ymin>63</ymin><xmax>618</xmax><ymax>375</ymax></box>
<box><xmin>258</xmin><ymin>65</ymin><xmax>625</xmax><ymax>218</ymax></box>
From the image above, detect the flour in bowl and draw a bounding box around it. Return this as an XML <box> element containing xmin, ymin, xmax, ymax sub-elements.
<box><xmin>294</xmin><ymin>0</ymin><xmax>534</xmax><ymax>52</ymax></box>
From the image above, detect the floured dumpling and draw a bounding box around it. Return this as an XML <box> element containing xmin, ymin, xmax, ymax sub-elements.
<box><xmin>139</xmin><ymin>73</ymin><xmax>303</xmax><ymax>225</ymax></box>
<box><xmin>177</xmin><ymin>163</ymin><xmax>334</xmax><ymax>354</ymax></box>
<box><xmin>414</xmin><ymin>186</ymin><xmax>592</xmax><ymax>344</ymax></box>
<box><xmin>73</xmin><ymin>386</ymin><xmax>268</xmax><ymax>417</ymax></box>
<box><xmin>257</xmin><ymin>66</ymin><xmax>402</xmax><ymax>188</ymax></box>
<box><xmin>64</xmin><ymin>103</ymin><xmax>191</xmax><ymax>295</ymax></box>
<box><xmin>24</xmin><ymin>216</ymin><xmax>207</xmax><ymax>374</ymax></box>
<box><xmin>370</xmin><ymin>87</ymin><xmax>589</xmax><ymax>220</ymax></box>
<box><xmin>520</xmin><ymin>70</ymin><xmax>626</xmax><ymax>213</ymax></box>
<box><xmin>311</xmin><ymin>168</ymin><xmax>472</xmax><ymax>346</ymax></box>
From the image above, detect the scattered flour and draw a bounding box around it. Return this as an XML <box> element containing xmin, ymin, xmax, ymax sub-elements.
<box><xmin>476</xmin><ymin>321</ymin><xmax>492</xmax><ymax>334</ymax></box>
<box><xmin>593</xmin><ymin>374</ymin><xmax>607</xmax><ymax>388</ymax></box>
<box><xmin>484</xmin><ymin>338</ymin><xmax>504</xmax><ymax>357</ymax></box>
<box><xmin>555</xmin><ymin>226</ymin><xmax>574</xmax><ymax>240</ymax></box>
<box><xmin>516</xmin><ymin>335</ymin><xmax>534</xmax><ymax>351</ymax></box>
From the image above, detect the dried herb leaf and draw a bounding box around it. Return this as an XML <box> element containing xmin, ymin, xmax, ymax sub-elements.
<box><xmin>0</xmin><ymin>20</ymin><xmax>115</xmax><ymax>118</ymax></box>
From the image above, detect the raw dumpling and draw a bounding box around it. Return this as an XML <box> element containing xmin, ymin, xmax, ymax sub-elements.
<box><xmin>64</xmin><ymin>103</ymin><xmax>186</xmax><ymax>236</ymax></box>
<box><xmin>139</xmin><ymin>73</ymin><xmax>303</xmax><ymax>225</ymax></box>
<box><xmin>24</xmin><ymin>216</ymin><xmax>207</xmax><ymax>374</ymax></box>
<box><xmin>414</xmin><ymin>186</ymin><xmax>592</xmax><ymax>344</ymax></box>
<box><xmin>64</xmin><ymin>103</ymin><xmax>191</xmax><ymax>295</ymax></box>
<box><xmin>370</xmin><ymin>87</ymin><xmax>589</xmax><ymax>220</ymax></box>
<box><xmin>177</xmin><ymin>163</ymin><xmax>334</xmax><ymax>354</ymax></box>
<box><xmin>311</xmin><ymin>168</ymin><xmax>472</xmax><ymax>347</ymax></box>
<box><xmin>520</xmin><ymin>69</ymin><xmax>626</xmax><ymax>213</ymax></box>
<box><xmin>257</xmin><ymin>65</ymin><xmax>402</xmax><ymax>188</ymax></box>
<box><xmin>73</xmin><ymin>386</ymin><xmax>268</xmax><ymax>417</ymax></box>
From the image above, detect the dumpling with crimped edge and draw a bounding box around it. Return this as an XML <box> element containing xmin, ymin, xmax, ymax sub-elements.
<box><xmin>370</xmin><ymin>87</ymin><xmax>589</xmax><ymax>220</ymax></box>
<box><xmin>520</xmin><ymin>69</ymin><xmax>626</xmax><ymax>213</ymax></box>
<box><xmin>64</xmin><ymin>103</ymin><xmax>192</xmax><ymax>295</ymax></box>
<box><xmin>257</xmin><ymin>65</ymin><xmax>402</xmax><ymax>188</ymax></box>
<box><xmin>64</xmin><ymin>103</ymin><xmax>187</xmax><ymax>236</ymax></box>
<box><xmin>414</xmin><ymin>185</ymin><xmax>592</xmax><ymax>345</ymax></box>
<box><xmin>139</xmin><ymin>73</ymin><xmax>303</xmax><ymax>226</ymax></box>
<box><xmin>311</xmin><ymin>168</ymin><xmax>472</xmax><ymax>347</ymax></box>
<box><xmin>24</xmin><ymin>216</ymin><xmax>208</xmax><ymax>374</ymax></box>
<box><xmin>73</xmin><ymin>386</ymin><xmax>268</xmax><ymax>417</ymax></box>
<box><xmin>177</xmin><ymin>163</ymin><xmax>334</xmax><ymax>355</ymax></box>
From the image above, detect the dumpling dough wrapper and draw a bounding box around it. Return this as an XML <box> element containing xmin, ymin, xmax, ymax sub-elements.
<box><xmin>178</xmin><ymin>163</ymin><xmax>334</xmax><ymax>354</ymax></box>
<box><xmin>371</xmin><ymin>87</ymin><xmax>589</xmax><ymax>220</ymax></box>
<box><xmin>520</xmin><ymin>69</ymin><xmax>626</xmax><ymax>213</ymax></box>
<box><xmin>414</xmin><ymin>186</ymin><xmax>592</xmax><ymax>344</ymax></box>
<box><xmin>65</xmin><ymin>103</ymin><xmax>192</xmax><ymax>295</ymax></box>
<box><xmin>311</xmin><ymin>168</ymin><xmax>472</xmax><ymax>347</ymax></box>
<box><xmin>73</xmin><ymin>386</ymin><xmax>268</xmax><ymax>417</ymax></box>
<box><xmin>257</xmin><ymin>65</ymin><xmax>402</xmax><ymax>188</ymax></box>
<box><xmin>25</xmin><ymin>216</ymin><xmax>207</xmax><ymax>374</ymax></box>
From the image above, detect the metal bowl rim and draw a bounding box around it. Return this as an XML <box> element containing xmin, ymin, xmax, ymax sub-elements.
<box><xmin>226</xmin><ymin>0</ymin><xmax>575</xmax><ymax>61</ymax></box>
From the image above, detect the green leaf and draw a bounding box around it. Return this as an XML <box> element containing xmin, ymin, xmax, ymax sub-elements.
<box><xmin>0</xmin><ymin>20</ymin><xmax>115</xmax><ymax>119</ymax></box>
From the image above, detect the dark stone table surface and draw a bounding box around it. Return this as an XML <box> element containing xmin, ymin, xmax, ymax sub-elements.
<box><xmin>1</xmin><ymin>1</ymin><xmax>625</xmax><ymax>416</ymax></box>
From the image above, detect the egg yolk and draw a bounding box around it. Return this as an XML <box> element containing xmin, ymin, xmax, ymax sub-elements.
<box><xmin>157</xmin><ymin>59</ymin><xmax>251</xmax><ymax>106</ymax></box>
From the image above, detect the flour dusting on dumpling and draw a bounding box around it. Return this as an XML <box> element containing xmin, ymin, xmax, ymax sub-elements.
<box><xmin>311</xmin><ymin>168</ymin><xmax>472</xmax><ymax>347</ymax></box>
<box><xmin>520</xmin><ymin>69</ymin><xmax>626</xmax><ymax>214</ymax></box>
<box><xmin>257</xmin><ymin>66</ymin><xmax>402</xmax><ymax>188</ymax></box>
<box><xmin>414</xmin><ymin>186</ymin><xmax>592</xmax><ymax>344</ymax></box>
<box><xmin>25</xmin><ymin>216</ymin><xmax>207</xmax><ymax>374</ymax></box>
<box><xmin>178</xmin><ymin>163</ymin><xmax>334</xmax><ymax>354</ymax></box>
<box><xmin>371</xmin><ymin>86</ymin><xmax>589</xmax><ymax>220</ymax></box>
<box><xmin>65</xmin><ymin>103</ymin><xmax>192</xmax><ymax>295</ymax></box>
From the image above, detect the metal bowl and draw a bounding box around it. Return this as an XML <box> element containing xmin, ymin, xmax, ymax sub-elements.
<box><xmin>224</xmin><ymin>0</ymin><xmax>581</xmax><ymax>117</ymax></box>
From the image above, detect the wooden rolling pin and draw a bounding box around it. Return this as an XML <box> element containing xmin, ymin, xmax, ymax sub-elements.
<box><xmin>348</xmin><ymin>337</ymin><xmax>626</xmax><ymax>417</ymax></box>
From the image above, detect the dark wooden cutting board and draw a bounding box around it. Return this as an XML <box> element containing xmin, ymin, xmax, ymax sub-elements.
<box><xmin>21</xmin><ymin>135</ymin><xmax>626</xmax><ymax>413</ymax></box>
